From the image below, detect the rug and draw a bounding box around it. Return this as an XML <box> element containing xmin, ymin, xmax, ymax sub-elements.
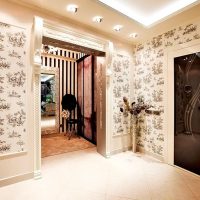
<box><xmin>41</xmin><ymin>134</ymin><xmax>95</xmax><ymax>158</ymax></box>
<box><xmin>41</xmin><ymin>129</ymin><xmax>57</xmax><ymax>136</ymax></box>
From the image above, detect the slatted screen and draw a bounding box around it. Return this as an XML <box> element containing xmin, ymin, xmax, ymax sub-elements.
<box><xmin>41</xmin><ymin>47</ymin><xmax>85</xmax><ymax>133</ymax></box>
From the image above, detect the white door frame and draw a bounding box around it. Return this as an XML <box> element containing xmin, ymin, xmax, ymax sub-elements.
<box><xmin>165</xmin><ymin>39</ymin><xmax>200</xmax><ymax>167</ymax></box>
<box><xmin>32</xmin><ymin>17</ymin><xmax>113</xmax><ymax>179</ymax></box>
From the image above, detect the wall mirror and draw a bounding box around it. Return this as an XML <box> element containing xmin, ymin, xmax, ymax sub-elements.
<box><xmin>41</xmin><ymin>66</ymin><xmax>59</xmax><ymax>135</ymax></box>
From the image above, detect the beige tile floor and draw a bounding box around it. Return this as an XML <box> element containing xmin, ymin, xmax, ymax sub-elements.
<box><xmin>1</xmin><ymin>147</ymin><xmax>200</xmax><ymax>200</ymax></box>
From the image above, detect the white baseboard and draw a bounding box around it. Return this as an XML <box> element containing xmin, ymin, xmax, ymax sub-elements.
<box><xmin>110</xmin><ymin>146</ymin><xmax>132</xmax><ymax>155</ymax></box>
<box><xmin>105</xmin><ymin>152</ymin><xmax>111</xmax><ymax>158</ymax></box>
<box><xmin>0</xmin><ymin>172</ymin><xmax>34</xmax><ymax>188</ymax></box>
<box><xmin>110</xmin><ymin>146</ymin><xmax>164</xmax><ymax>162</ymax></box>
<box><xmin>172</xmin><ymin>164</ymin><xmax>200</xmax><ymax>179</ymax></box>
<box><xmin>34</xmin><ymin>170</ymin><xmax>42</xmax><ymax>180</ymax></box>
<box><xmin>137</xmin><ymin>147</ymin><xmax>164</xmax><ymax>162</ymax></box>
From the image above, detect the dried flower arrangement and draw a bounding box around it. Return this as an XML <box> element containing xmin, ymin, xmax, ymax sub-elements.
<box><xmin>120</xmin><ymin>96</ymin><xmax>161</xmax><ymax>116</ymax></box>
<box><xmin>120</xmin><ymin>96</ymin><xmax>161</xmax><ymax>152</ymax></box>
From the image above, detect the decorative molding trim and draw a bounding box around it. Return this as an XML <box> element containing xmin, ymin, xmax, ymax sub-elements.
<box><xmin>33</xmin><ymin>16</ymin><xmax>43</xmax><ymax>180</ymax></box>
<box><xmin>33</xmin><ymin>17</ymin><xmax>43</xmax><ymax>73</ymax></box>
<box><xmin>0</xmin><ymin>172</ymin><xmax>34</xmax><ymax>187</ymax></box>
<box><xmin>43</xmin><ymin>21</ymin><xmax>106</xmax><ymax>52</ymax></box>
<box><xmin>34</xmin><ymin>66</ymin><xmax>41</xmax><ymax>75</ymax></box>
<box><xmin>0</xmin><ymin>151</ymin><xmax>27</xmax><ymax>160</ymax></box>
<box><xmin>105</xmin><ymin>42</ymin><xmax>113</xmax><ymax>157</ymax></box>
<box><xmin>33</xmin><ymin>73</ymin><xmax>41</xmax><ymax>177</ymax></box>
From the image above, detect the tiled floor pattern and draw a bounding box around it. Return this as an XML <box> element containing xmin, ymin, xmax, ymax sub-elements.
<box><xmin>42</xmin><ymin>134</ymin><xmax>95</xmax><ymax>157</ymax></box>
<box><xmin>1</xmin><ymin>148</ymin><xmax>200</xmax><ymax>200</ymax></box>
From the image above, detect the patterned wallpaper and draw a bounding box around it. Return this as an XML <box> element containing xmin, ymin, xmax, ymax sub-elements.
<box><xmin>112</xmin><ymin>54</ymin><xmax>131</xmax><ymax>136</ymax></box>
<box><xmin>0</xmin><ymin>22</ymin><xmax>27</xmax><ymax>155</ymax></box>
<box><xmin>133</xmin><ymin>22</ymin><xmax>200</xmax><ymax>157</ymax></box>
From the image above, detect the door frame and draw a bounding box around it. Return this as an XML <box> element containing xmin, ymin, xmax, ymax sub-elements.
<box><xmin>32</xmin><ymin>17</ymin><xmax>113</xmax><ymax>179</ymax></box>
<box><xmin>165</xmin><ymin>39</ymin><xmax>200</xmax><ymax>169</ymax></box>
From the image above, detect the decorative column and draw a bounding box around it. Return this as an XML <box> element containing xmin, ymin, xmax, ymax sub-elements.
<box><xmin>105</xmin><ymin>41</ymin><xmax>114</xmax><ymax>158</ymax></box>
<box><xmin>33</xmin><ymin>16</ymin><xmax>43</xmax><ymax>179</ymax></box>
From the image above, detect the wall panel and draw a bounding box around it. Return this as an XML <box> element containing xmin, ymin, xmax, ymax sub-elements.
<box><xmin>0</xmin><ymin>21</ymin><xmax>27</xmax><ymax>156</ymax></box>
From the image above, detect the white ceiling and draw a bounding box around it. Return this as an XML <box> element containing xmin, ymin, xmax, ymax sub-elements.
<box><xmin>9</xmin><ymin>0</ymin><xmax>200</xmax><ymax>44</ymax></box>
<box><xmin>98</xmin><ymin>0</ymin><xmax>198</xmax><ymax>26</ymax></box>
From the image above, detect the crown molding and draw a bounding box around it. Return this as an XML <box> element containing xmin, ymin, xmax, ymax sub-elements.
<box><xmin>43</xmin><ymin>21</ymin><xmax>106</xmax><ymax>52</ymax></box>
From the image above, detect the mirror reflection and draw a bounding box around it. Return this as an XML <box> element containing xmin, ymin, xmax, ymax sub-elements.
<box><xmin>41</xmin><ymin>73</ymin><xmax>56</xmax><ymax>134</ymax></box>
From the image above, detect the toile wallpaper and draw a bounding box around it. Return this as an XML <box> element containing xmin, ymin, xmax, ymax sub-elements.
<box><xmin>0</xmin><ymin>22</ymin><xmax>27</xmax><ymax>155</ymax></box>
<box><xmin>133</xmin><ymin>22</ymin><xmax>200</xmax><ymax>157</ymax></box>
<box><xmin>112</xmin><ymin>54</ymin><xmax>131</xmax><ymax>136</ymax></box>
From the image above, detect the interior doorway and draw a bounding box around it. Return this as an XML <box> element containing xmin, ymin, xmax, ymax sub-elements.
<box><xmin>33</xmin><ymin>17</ymin><xmax>108</xmax><ymax>178</ymax></box>
<box><xmin>174</xmin><ymin>52</ymin><xmax>200</xmax><ymax>175</ymax></box>
<box><xmin>40</xmin><ymin>36</ymin><xmax>105</xmax><ymax>158</ymax></box>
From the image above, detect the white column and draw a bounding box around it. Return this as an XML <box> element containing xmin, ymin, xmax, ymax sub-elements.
<box><xmin>33</xmin><ymin>16</ymin><xmax>43</xmax><ymax>179</ymax></box>
<box><xmin>105</xmin><ymin>41</ymin><xmax>114</xmax><ymax>158</ymax></box>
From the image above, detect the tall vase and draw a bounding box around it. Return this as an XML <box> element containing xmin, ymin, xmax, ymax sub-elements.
<box><xmin>130</xmin><ymin>115</ymin><xmax>137</xmax><ymax>153</ymax></box>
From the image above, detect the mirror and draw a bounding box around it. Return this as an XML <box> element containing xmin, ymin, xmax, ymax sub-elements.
<box><xmin>41</xmin><ymin>67</ymin><xmax>59</xmax><ymax>135</ymax></box>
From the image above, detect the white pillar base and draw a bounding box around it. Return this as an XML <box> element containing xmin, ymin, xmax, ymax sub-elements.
<box><xmin>34</xmin><ymin>170</ymin><xmax>42</xmax><ymax>180</ymax></box>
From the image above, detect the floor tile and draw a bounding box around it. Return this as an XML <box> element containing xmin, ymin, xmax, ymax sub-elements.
<box><xmin>0</xmin><ymin>148</ymin><xmax>199</xmax><ymax>200</ymax></box>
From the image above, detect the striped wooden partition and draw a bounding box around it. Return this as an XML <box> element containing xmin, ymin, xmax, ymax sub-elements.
<box><xmin>41</xmin><ymin>47</ymin><xmax>85</xmax><ymax>133</ymax></box>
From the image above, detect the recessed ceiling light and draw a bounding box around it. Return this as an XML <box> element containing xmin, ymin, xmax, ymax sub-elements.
<box><xmin>129</xmin><ymin>33</ymin><xmax>138</xmax><ymax>38</ymax></box>
<box><xmin>113</xmin><ymin>25</ymin><xmax>123</xmax><ymax>32</ymax></box>
<box><xmin>67</xmin><ymin>4</ymin><xmax>78</xmax><ymax>13</ymax></box>
<box><xmin>93</xmin><ymin>16</ymin><xmax>103</xmax><ymax>23</ymax></box>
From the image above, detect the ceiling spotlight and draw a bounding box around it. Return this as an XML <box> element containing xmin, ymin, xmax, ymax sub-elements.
<box><xmin>113</xmin><ymin>25</ymin><xmax>123</xmax><ymax>32</ymax></box>
<box><xmin>93</xmin><ymin>16</ymin><xmax>103</xmax><ymax>23</ymax></box>
<box><xmin>129</xmin><ymin>33</ymin><xmax>138</xmax><ymax>38</ymax></box>
<box><xmin>67</xmin><ymin>4</ymin><xmax>78</xmax><ymax>13</ymax></box>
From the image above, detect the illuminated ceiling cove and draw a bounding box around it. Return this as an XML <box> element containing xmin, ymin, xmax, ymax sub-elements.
<box><xmin>98</xmin><ymin>0</ymin><xmax>199</xmax><ymax>26</ymax></box>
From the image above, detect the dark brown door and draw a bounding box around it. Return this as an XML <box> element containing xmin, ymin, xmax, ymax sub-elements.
<box><xmin>174</xmin><ymin>52</ymin><xmax>200</xmax><ymax>175</ymax></box>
